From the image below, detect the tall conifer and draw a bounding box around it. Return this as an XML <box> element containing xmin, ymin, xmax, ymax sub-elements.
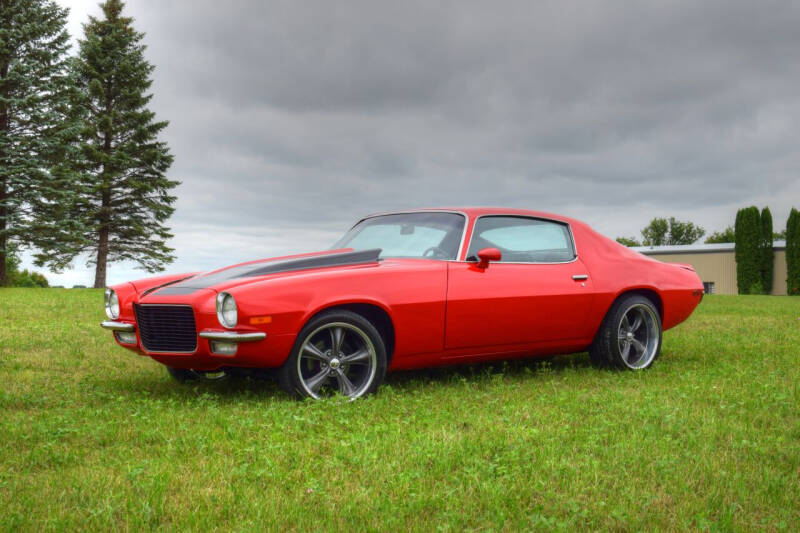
<box><xmin>0</xmin><ymin>0</ymin><xmax>79</xmax><ymax>285</ymax></box>
<box><xmin>36</xmin><ymin>0</ymin><xmax>177</xmax><ymax>287</ymax></box>
<box><xmin>787</xmin><ymin>208</ymin><xmax>800</xmax><ymax>296</ymax></box>
<box><xmin>760</xmin><ymin>207</ymin><xmax>773</xmax><ymax>293</ymax></box>
<box><xmin>734</xmin><ymin>206</ymin><xmax>762</xmax><ymax>294</ymax></box>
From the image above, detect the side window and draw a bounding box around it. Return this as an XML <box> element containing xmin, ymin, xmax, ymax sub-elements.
<box><xmin>467</xmin><ymin>216</ymin><xmax>576</xmax><ymax>263</ymax></box>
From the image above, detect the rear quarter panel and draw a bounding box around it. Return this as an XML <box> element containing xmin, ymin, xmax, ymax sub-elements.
<box><xmin>572</xmin><ymin>222</ymin><xmax>703</xmax><ymax>333</ymax></box>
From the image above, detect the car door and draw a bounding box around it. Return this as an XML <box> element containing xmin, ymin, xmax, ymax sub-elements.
<box><xmin>444</xmin><ymin>215</ymin><xmax>595</xmax><ymax>352</ymax></box>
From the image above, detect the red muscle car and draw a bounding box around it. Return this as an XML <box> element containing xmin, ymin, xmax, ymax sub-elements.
<box><xmin>101</xmin><ymin>208</ymin><xmax>703</xmax><ymax>399</ymax></box>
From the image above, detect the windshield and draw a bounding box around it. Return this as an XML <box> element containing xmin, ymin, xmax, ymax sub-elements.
<box><xmin>333</xmin><ymin>212</ymin><xmax>466</xmax><ymax>260</ymax></box>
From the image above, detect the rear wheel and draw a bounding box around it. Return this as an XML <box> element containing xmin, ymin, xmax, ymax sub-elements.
<box><xmin>279</xmin><ymin>310</ymin><xmax>387</xmax><ymax>399</ymax></box>
<box><xmin>590</xmin><ymin>294</ymin><xmax>662</xmax><ymax>370</ymax></box>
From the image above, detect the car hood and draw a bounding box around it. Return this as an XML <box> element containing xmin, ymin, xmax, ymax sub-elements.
<box><xmin>142</xmin><ymin>248</ymin><xmax>382</xmax><ymax>297</ymax></box>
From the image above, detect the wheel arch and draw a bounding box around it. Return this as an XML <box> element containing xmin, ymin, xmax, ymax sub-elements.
<box><xmin>303</xmin><ymin>301</ymin><xmax>396</xmax><ymax>362</ymax></box>
<box><xmin>613</xmin><ymin>287</ymin><xmax>663</xmax><ymax>320</ymax></box>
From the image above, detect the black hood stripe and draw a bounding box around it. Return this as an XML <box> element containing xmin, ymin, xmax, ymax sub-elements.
<box><xmin>152</xmin><ymin>249</ymin><xmax>381</xmax><ymax>296</ymax></box>
<box><xmin>141</xmin><ymin>275</ymin><xmax>198</xmax><ymax>297</ymax></box>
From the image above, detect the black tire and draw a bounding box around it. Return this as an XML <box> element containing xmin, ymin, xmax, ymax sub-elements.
<box><xmin>589</xmin><ymin>294</ymin><xmax>662</xmax><ymax>370</ymax></box>
<box><xmin>279</xmin><ymin>309</ymin><xmax>387</xmax><ymax>399</ymax></box>
<box><xmin>166</xmin><ymin>367</ymin><xmax>229</xmax><ymax>383</ymax></box>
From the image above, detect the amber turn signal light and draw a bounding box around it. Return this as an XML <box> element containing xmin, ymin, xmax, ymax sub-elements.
<box><xmin>249</xmin><ymin>316</ymin><xmax>272</xmax><ymax>325</ymax></box>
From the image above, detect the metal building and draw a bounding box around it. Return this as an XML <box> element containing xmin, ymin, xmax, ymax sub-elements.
<box><xmin>632</xmin><ymin>241</ymin><xmax>788</xmax><ymax>295</ymax></box>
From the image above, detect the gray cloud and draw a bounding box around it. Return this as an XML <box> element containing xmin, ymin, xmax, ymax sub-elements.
<box><xmin>38</xmin><ymin>0</ymin><xmax>800</xmax><ymax>285</ymax></box>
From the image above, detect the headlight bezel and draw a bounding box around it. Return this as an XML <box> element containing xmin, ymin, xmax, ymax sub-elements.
<box><xmin>104</xmin><ymin>288</ymin><xmax>120</xmax><ymax>319</ymax></box>
<box><xmin>216</xmin><ymin>292</ymin><xmax>238</xmax><ymax>329</ymax></box>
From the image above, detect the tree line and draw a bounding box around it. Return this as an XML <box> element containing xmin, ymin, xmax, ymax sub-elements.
<box><xmin>616</xmin><ymin>208</ymin><xmax>800</xmax><ymax>295</ymax></box>
<box><xmin>1</xmin><ymin>0</ymin><xmax>176</xmax><ymax>288</ymax></box>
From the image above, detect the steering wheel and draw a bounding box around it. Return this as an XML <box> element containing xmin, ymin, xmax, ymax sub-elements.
<box><xmin>422</xmin><ymin>246</ymin><xmax>449</xmax><ymax>259</ymax></box>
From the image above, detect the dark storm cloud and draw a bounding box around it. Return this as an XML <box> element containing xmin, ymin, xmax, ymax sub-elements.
<box><xmin>49</xmin><ymin>0</ymin><xmax>800</xmax><ymax>284</ymax></box>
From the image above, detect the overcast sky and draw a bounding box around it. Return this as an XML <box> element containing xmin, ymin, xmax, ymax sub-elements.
<box><xmin>24</xmin><ymin>0</ymin><xmax>800</xmax><ymax>286</ymax></box>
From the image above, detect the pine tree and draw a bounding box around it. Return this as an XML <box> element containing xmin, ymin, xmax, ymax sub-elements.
<box><xmin>734</xmin><ymin>206</ymin><xmax>762</xmax><ymax>294</ymax></box>
<box><xmin>0</xmin><ymin>0</ymin><xmax>80</xmax><ymax>286</ymax></box>
<box><xmin>34</xmin><ymin>0</ymin><xmax>177</xmax><ymax>288</ymax></box>
<box><xmin>760</xmin><ymin>207</ymin><xmax>773</xmax><ymax>294</ymax></box>
<box><xmin>787</xmin><ymin>208</ymin><xmax>800</xmax><ymax>296</ymax></box>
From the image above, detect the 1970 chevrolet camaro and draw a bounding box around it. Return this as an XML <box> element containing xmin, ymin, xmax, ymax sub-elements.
<box><xmin>101</xmin><ymin>208</ymin><xmax>703</xmax><ymax>399</ymax></box>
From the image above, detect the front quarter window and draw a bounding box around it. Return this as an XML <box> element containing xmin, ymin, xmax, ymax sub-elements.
<box><xmin>334</xmin><ymin>212</ymin><xmax>465</xmax><ymax>260</ymax></box>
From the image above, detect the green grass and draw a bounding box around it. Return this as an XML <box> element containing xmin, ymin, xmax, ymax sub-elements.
<box><xmin>0</xmin><ymin>289</ymin><xmax>798</xmax><ymax>531</ymax></box>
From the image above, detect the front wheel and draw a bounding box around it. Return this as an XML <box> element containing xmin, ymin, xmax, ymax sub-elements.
<box><xmin>590</xmin><ymin>294</ymin><xmax>662</xmax><ymax>370</ymax></box>
<box><xmin>279</xmin><ymin>310</ymin><xmax>387</xmax><ymax>399</ymax></box>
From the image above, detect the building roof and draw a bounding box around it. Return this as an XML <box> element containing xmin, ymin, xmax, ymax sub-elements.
<box><xmin>634</xmin><ymin>240</ymin><xmax>786</xmax><ymax>255</ymax></box>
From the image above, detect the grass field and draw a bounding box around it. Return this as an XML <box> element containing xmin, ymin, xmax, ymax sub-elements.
<box><xmin>0</xmin><ymin>289</ymin><xmax>798</xmax><ymax>531</ymax></box>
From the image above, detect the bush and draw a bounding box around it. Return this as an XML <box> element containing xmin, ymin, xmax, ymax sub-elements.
<box><xmin>10</xmin><ymin>269</ymin><xmax>50</xmax><ymax>288</ymax></box>
<box><xmin>747</xmin><ymin>280</ymin><xmax>764</xmax><ymax>296</ymax></box>
<box><xmin>3</xmin><ymin>244</ymin><xmax>50</xmax><ymax>287</ymax></box>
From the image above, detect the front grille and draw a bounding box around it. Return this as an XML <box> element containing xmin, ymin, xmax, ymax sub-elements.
<box><xmin>134</xmin><ymin>304</ymin><xmax>197</xmax><ymax>353</ymax></box>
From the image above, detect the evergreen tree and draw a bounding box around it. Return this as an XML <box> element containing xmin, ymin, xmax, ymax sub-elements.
<box><xmin>787</xmin><ymin>208</ymin><xmax>800</xmax><ymax>296</ymax></box>
<box><xmin>734</xmin><ymin>206</ymin><xmax>762</xmax><ymax>294</ymax></box>
<box><xmin>0</xmin><ymin>0</ymin><xmax>80</xmax><ymax>286</ymax></box>
<box><xmin>760</xmin><ymin>207</ymin><xmax>773</xmax><ymax>293</ymax></box>
<box><xmin>34</xmin><ymin>0</ymin><xmax>177</xmax><ymax>288</ymax></box>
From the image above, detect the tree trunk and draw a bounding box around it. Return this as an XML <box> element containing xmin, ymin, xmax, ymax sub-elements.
<box><xmin>93</xmin><ymin>186</ymin><xmax>110</xmax><ymax>288</ymax></box>
<box><xmin>93</xmin><ymin>228</ymin><xmax>108</xmax><ymax>288</ymax></box>
<box><xmin>94</xmin><ymin>127</ymin><xmax>113</xmax><ymax>288</ymax></box>
<box><xmin>0</xmin><ymin>188</ymin><xmax>6</xmax><ymax>287</ymax></box>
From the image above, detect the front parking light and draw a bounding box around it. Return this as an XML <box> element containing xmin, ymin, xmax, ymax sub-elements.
<box><xmin>114</xmin><ymin>331</ymin><xmax>137</xmax><ymax>345</ymax></box>
<box><xmin>210</xmin><ymin>341</ymin><xmax>237</xmax><ymax>356</ymax></box>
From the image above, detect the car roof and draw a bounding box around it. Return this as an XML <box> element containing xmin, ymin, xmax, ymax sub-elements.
<box><xmin>363</xmin><ymin>207</ymin><xmax>581</xmax><ymax>226</ymax></box>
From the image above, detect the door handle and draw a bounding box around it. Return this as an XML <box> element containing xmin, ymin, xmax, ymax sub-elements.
<box><xmin>572</xmin><ymin>274</ymin><xmax>589</xmax><ymax>281</ymax></box>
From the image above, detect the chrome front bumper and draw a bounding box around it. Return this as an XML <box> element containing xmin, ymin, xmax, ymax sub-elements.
<box><xmin>199</xmin><ymin>331</ymin><xmax>266</xmax><ymax>342</ymax></box>
<box><xmin>100</xmin><ymin>321</ymin><xmax>135</xmax><ymax>332</ymax></box>
<box><xmin>100</xmin><ymin>322</ymin><xmax>265</xmax><ymax>344</ymax></box>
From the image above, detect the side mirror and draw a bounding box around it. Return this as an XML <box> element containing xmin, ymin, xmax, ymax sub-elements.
<box><xmin>476</xmin><ymin>247</ymin><xmax>502</xmax><ymax>269</ymax></box>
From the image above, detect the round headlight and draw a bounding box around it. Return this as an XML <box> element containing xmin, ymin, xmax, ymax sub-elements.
<box><xmin>105</xmin><ymin>288</ymin><xmax>120</xmax><ymax>319</ymax></box>
<box><xmin>216</xmin><ymin>292</ymin><xmax>237</xmax><ymax>328</ymax></box>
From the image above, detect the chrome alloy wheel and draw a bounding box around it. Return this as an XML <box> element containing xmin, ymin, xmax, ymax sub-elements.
<box><xmin>617</xmin><ymin>303</ymin><xmax>660</xmax><ymax>369</ymax></box>
<box><xmin>296</xmin><ymin>322</ymin><xmax>378</xmax><ymax>399</ymax></box>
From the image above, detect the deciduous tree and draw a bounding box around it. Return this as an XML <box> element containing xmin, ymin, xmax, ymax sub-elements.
<box><xmin>641</xmin><ymin>217</ymin><xmax>705</xmax><ymax>246</ymax></box>
<box><xmin>705</xmin><ymin>226</ymin><xmax>735</xmax><ymax>244</ymax></box>
<box><xmin>615</xmin><ymin>236</ymin><xmax>640</xmax><ymax>247</ymax></box>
